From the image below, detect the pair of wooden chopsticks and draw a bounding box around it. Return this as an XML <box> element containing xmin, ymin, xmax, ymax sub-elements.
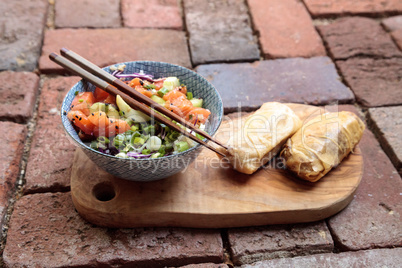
<box><xmin>50</xmin><ymin>48</ymin><xmax>227</xmax><ymax>157</ymax></box>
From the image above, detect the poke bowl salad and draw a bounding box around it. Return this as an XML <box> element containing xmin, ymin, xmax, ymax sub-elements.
<box><xmin>64</xmin><ymin>64</ymin><xmax>215</xmax><ymax>160</ymax></box>
<box><xmin>61</xmin><ymin>60</ymin><xmax>224</xmax><ymax>181</ymax></box>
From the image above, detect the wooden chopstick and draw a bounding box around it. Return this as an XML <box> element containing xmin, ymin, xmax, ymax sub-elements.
<box><xmin>59</xmin><ymin>48</ymin><xmax>228</xmax><ymax>151</ymax></box>
<box><xmin>49</xmin><ymin>52</ymin><xmax>226</xmax><ymax>158</ymax></box>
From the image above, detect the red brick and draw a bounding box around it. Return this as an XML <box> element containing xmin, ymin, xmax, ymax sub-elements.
<box><xmin>368</xmin><ymin>106</ymin><xmax>402</xmax><ymax>173</ymax></box>
<box><xmin>327</xmin><ymin>128</ymin><xmax>402</xmax><ymax>250</ymax></box>
<box><xmin>248</xmin><ymin>0</ymin><xmax>325</xmax><ymax>59</ymax></box>
<box><xmin>228</xmin><ymin>222</ymin><xmax>333</xmax><ymax>265</ymax></box>
<box><xmin>336</xmin><ymin>57</ymin><xmax>402</xmax><ymax>107</ymax></box>
<box><xmin>23</xmin><ymin>117</ymin><xmax>75</xmax><ymax>194</ymax></box>
<box><xmin>303</xmin><ymin>0</ymin><xmax>402</xmax><ymax>17</ymax></box>
<box><xmin>0</xmin><ymin>71</ymin><xmax>39</xmax><ymax>123</ymax></box>
<box><xmin>184</xmin><ymin>0</ymin><xmax>260</xmax><ymax>65</ymax></box>
<box><xmin>39</xmin><ymin>28</ymin><xmax>192</xmax><ymax>73</ymax></box>
<box><xmin>122</xmin><ymin>0</ymin><xmax>182</xmax><ymax>29</ymax></box>
<box><xmin>37</xmin><ymin>76</ymin><xmax>80</xmax><ymax>118</ymax></box>
<box><xmin>0</xmin><ymin>0</ymin><xmax>48</xmax><ymax>71</ymax></box>
<box><xmin>382</xmin><ymin>15</ymin><xmax>402</xmax><ymax>31</ymax></box>
<box><xmin>196</xmin><ymin>57</ymin><xmax>354</xmax><ymax>113</ymax></box>
<box><xmin>3</xmin><ymin>192</ymin><xmax>224</xmax><ymax>267</ymax></box>
<box><xmin>317</xmin><ymin>17</ymin><xmax>402</xmax><ymax>60</ymax></box>
<box><xmin>24</xmin><ymin>77</ymin><xmax>80</xmax><ymax>194</ymax></box>
<box><xmin>178</xmin><ymin>264</ymin><xmax>228</xmax><ymax>268</ymax></box>
<box><xmin>391</xmin><ymin>29</ymin><xmax>402</xmax><ymax>50</ymax></box>
<box><xmin>244</xmin><ymin>248</ymin><xmax>402</xmax><ymax>267</ymax></box>
<box><xmin>0</xmin><ymin>122</ymin><xmax>26</xmax><ymax>222</ymax></box>
<box><xmin>55</xmin><ymin>0</ymin><xmax>120</xmax><ymax>28</ymax></box>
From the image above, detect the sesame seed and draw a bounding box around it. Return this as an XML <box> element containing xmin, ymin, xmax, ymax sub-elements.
<box><xmin>79</xmin><ymin>117</ymin><xmax>82</xmax><ymax>121</ymax></box>
<box><xmin>75</xmin><ymin>115</ymin><xmax>79</xmax><ymax>119</ymax></box>
<box><xmin>115</xmin><ymin>126</ymin><xmax>118</xmax><ymax>129</ymax></box>
<box><xmin>91</xmin><ymin>113</ymin><xmax>94</xmax><ymax>116</ymax></box>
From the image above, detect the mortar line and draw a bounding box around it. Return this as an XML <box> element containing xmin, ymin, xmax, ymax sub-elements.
<box><xmin>0</xmin><ymin>74</ymin><xmax>46</xmax><ymax>262</ymax></box>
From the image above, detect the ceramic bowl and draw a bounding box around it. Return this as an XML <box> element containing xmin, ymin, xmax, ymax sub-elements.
<box><xmin>61</xmin><ymin>61</ymin><xmax>223</xmax><ymax>181</ymax></box>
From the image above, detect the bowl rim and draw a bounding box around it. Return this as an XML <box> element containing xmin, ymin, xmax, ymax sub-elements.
<box><xmin>61</xmin><ymin>60</ymin><xmax>224</xmax><ymax>161</ymax></box>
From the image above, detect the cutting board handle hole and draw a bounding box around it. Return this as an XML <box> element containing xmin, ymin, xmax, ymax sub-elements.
<box><xmin>92</xmin><ymin>182</ymin><xmax>116</xmax><ymax>202</ymax></box>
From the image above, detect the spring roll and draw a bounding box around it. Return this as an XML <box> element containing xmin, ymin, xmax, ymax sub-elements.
<box><xmin>281</xmin><ymin>111</ymin><xmax>365</xmax><ymax>182</ymax></box>
<box><xmin>218</xmin><ymin>102</ymin><xmax>301</xmax><ymax>174</ymax></box>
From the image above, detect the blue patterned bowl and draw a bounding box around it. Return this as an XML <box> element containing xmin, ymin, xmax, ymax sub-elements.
<box><xmin>61</xmin><ymin>61</ymin><xmax>223</xmax><ymax>181</ymax></box>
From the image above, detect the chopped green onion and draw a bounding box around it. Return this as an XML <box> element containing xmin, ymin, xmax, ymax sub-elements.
<box><xmin>158</xmin><ymin>145</ymin><xmax>166</xmax><ymax>156</ymax></box>
<box><xmin>141</xmin><ymin>149</ymin><xmax>151</xmax><ymax>155</ymax></box>
<box><xmin>90</xmin><ymin>141</ymin><xmax>98</xmax><ymax>149</ymax></box>
<box><xmin>186</xmin><ymin>92</ymin><xmax>193</xmax><ymax>100</ymax></box>
<box><xmin>144</xmin><ymin>84</ymin><xmax>156</xmax><ymax>89</ymax></box>
<box><xmin>124</xmin><ymin>118</ymin><xmax>134</xmax><ymax>126</ymax></box>
<box><xmin>115</xmin><ymin>152</ymin><xmax>129</xmax><ymax>158</ymax></box>
<box><xmin>130</xmin><ymin>125</ymin><xmax>139</xmax><ymax>132</ymax></box>
<box><xmin>151</xmin><ymin>153</ymin><xmax>161</xmax><ymax>159</ymax></box>
<box><xmin>196</xmin><ymin>133</ymin><xmax>205</xmax><ymax>140</ymax></box>
<box><xmin>142</xmin><ymin>125</ymin><xmax>155</xmax><ymax>135</ymax></box>
<box><xmin>175</xmin><ymin>141</ymin><xmax>189</xmax><ymax>153</ymax></box>
<box><xmin>132</xmin><ymin>137</ymin><xmax>145</xmax><ymax>145</ymax></box>
<box><xmin>157</xmin><ymin>87</ymin><xmax>169</xmax><ymax>97</ymax></box>
<box><xmin>167</xmin><ymin>131</ymin><xmax>180</xmax><ymax>141</ymax></box>
<box><xmin>113</xmin><ymin>134</ymin><xmax>126</xmax><ymax>147</ymax></box>
<box><xmin>78</xmin><ymin>99</ymin><xmax>84</xmax><ymax>103</ymax></box>
<box><xmin>164</xmin><ymin>142</ymin><xmax>173</xmax><ymax>152</ymax></box>
<box><xmin>97</xmin><ymin>136</ymin><xmax>109</xmax><ymax>144</ymax></box>
<box><xmin>74</xmin><ymin>91</ymin><xmax>79</xmax><ymax>96</ymax></box>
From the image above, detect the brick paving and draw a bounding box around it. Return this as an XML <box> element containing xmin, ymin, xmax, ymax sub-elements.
<box><xmin>55</xmin><ymin>0</ymin><xmax>121</xmax><ymax>28</ymax></box>
<box><xmin>197</xmin><ymin>57</ymin><xmax>354</xmax><ymax>112</ymax></box>
<box><xmin>248</xmin><ymin>0</ymin><xmax>326</xmax><ymax>59</ymax></box>
<box><xmin>0</xmin><ymin>0</ymin><xmax>401</xmax><ymax>267</ymax></box>
<box><xmin>303</xmin><ymin>0</ymin><xmax>402</xmax><ymax>17</ymax></box>
<box><xmin>122</xmin><ymin>0</ymin><xmax>183</xmax><ymax>30</ymax></box>
<box><xmin>0</xmin><ymin>122</ymin><xmax>26</xmax><ymax>225</ymax></box>
<box><xmin>228</xmin><ymin>221</ymin><xmax>333</xmax><ymax>265</ymax></box>
<box><xmin>184</xmin><ymin>0</ymin><xmax>260</xmax><ymax>65</ymax></box>
<box><xmin>0</xmin><ymin>71</ymin><xmax>39</xmax><ymax>123</ymax></box>
<box><xmin>39</xmin><ymin>28</ymin><xmax>192</xmax><ymax>73</ymax></box>
<box><xmin>0</xmin><ymin>0</ymin><xmax>48</xmax><ymax>71</ymax></box>
<box><xmin>317</xmin><ymin>17</ymin><xmax>402</xmax><ymax>60</ymax></box>
<box><xmin>244</xmin><ymin>248</ymin><xmax>402</xmax><ymax>267</ymax></box>
<box><xmin>368</xmin><ymin>106</ymin><xmax>402</xmax><ymax>174</ymax></box>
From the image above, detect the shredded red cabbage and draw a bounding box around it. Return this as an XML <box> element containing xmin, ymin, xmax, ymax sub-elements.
<box><xmin>127</xmin><ymin>152</ymin><xmax>152</xmax><ymax>158</ymax></box>
<box><xmin>114</xmin><ymin>72</ymin><xmax>154</xmax><ymax>82</ymax></box>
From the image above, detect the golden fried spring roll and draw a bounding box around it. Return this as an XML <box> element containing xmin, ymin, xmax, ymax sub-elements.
<box><xmin>281</xmin><ymin>111</ymin><xmax>365</xmax><ymax>182</ymax></box>
<box><xmin>218</xmin><ymin>102</ymin><xmax>301</xmax><ymax>174</ymax></box>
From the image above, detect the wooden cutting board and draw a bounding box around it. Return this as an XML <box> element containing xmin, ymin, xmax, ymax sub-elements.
<box><xmin>70</xmin><ymin>104</ymin><xmax>363</xmax><ymax>228</ymax></box>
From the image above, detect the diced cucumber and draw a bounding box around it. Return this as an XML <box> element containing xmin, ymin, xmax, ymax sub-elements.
<box><xmin>190</xmin><ymin>98</ymin><xmax>203</xmax><ymax>108</ymax></box>
<box><xmin>151</xmin><ymin>95</ymin><xmax>166</xmax><ymax>105</ymax></box>
<box><xmin>163</xmin><ymin>77</ymin><xmax>180</xmax><ymax>91</ymax></box>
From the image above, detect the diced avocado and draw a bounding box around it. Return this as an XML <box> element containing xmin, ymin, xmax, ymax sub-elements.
<box><xmin>106</xmin><ymin>105</ymin><xmax>120</xmax><ymax>118</ymax></box>
<box><xmin>116</xmin><ymin>95</ymin><xmax>150</xmax><ymax>122</ymax></box>
<box><xmin>126</xmin><ymin>110</ymin><xmax>150</xmax><ymax>123</ymax></box>
<box><xmin>163</xmin><ymin>77</ymin><xmax>180</xmax><ymax>91</ymax></box>
<box><xmin>190</xmin><ymin>98</ymin><xmax>203</xmax><ymax>108</ymax></box>
<box><xmin>89</xmin><ymin>102</ymin><xmax>106</xmax><ymax>113</ymax></box>
<box><xmin>151</xmin><ymin>95</ymin><xmax>166</xmax><ymax>105</ymax></box>
<box><xmin>116</xmin><ymin>95</ymin><xmax>131</xmax><ymax>113</ymax></box>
